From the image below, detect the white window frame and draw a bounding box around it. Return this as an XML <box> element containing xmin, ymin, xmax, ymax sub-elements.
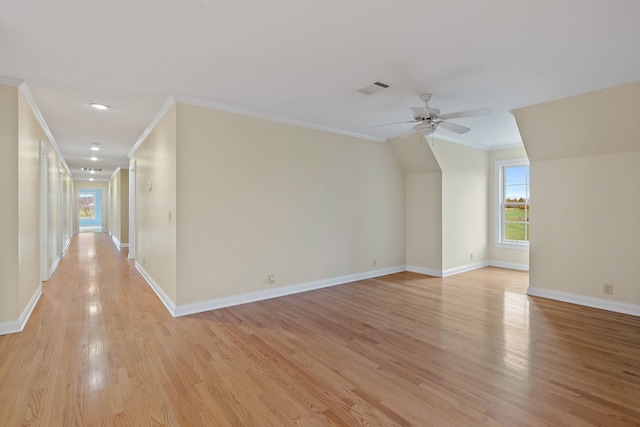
<box><xmin>494</xmin><ymin>158</ymin><xmax>529</xmax><ymax>250</ymax></box>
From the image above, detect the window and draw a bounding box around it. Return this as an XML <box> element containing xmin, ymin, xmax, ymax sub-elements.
<box><xmin>79</xmin><ymin>193</ymin><xmax>96</xmax><ymax>219</ymax></box>
<box><xmin>495</xmin><ymin>159</ymin><xmax>529</xmax><ymax>248</ymax></box>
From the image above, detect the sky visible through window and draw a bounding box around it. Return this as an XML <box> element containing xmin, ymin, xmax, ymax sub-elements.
<box><xmin>504</xmin><ymin>165</ymin><xmax>529</xmax><ymax>200</ymax></box>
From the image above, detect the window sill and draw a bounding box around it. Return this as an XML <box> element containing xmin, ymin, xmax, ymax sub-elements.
<box><xmin>495</xmin><ymin>241</ymin><xmax>529</xmax><ymax>251</ymax></box>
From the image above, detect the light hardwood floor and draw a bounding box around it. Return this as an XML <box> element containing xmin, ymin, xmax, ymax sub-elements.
<box><xmin>1</xmin><ymin>233</ymin><xmax>639</xmax><ymax>426</ymax></box>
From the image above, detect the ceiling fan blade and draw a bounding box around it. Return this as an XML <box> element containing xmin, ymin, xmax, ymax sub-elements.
<box><xmin>439</xmin><ymin>108</ymin><xmax>492</xmax><ymax>121</ymax></box>
<box><xmin>410</xmin><ymin>106</ymin><xmax>431</xmax><ymax>119</ymax></box>
<box><xmin>371</xmin><ymin>120</ymin><xmax>419</xmax><ymax>128</ymax></box>
<box><xmin>439</xmin><ymin>120</ymin><xmax>470</xmax><ymax>134</ymax></box>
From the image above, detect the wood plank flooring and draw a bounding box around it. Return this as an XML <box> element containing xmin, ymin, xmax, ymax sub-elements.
<box><xmin>1</xmin><ymin>232</ymin><xmax>640</xmax><ymax>426</ymax></box>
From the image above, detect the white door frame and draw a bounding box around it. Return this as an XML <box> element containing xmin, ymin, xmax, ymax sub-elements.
<box><xmin>58</xmin><ymin>167</ymin><xmax>64</xmax><ymax>256</ymax></box>
<box><xmin>128</xmin><ymin>161</ymin><xmax>136</xmax><ymax>260</ymax></box>
<box><xmin>40</xmin><ymin>141</ymin><xmax>49</xmax><ymax>281</ymax></box>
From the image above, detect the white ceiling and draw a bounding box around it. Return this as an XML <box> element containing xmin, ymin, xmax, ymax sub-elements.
<box><xmin>2</xmin><ymin>0</ymin><xmax>640</xmax><ymax>181</ymax></box>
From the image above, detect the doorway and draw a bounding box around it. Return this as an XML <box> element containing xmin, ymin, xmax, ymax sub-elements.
<box><xmin>78</xmin><ymin>189</ymin><xmax>104</xmax><ymax>232</ymax></box>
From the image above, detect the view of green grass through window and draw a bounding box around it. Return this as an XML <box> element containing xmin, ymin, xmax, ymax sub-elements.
<box><xmin>503</xmin><ymin>165</ymin><xmax>529</xmax><ymax>242</ymax></box>
<box><xmin>79</xmin><ymin>193</ymin><xmax>95</xmax><ymax>218</ymax></box>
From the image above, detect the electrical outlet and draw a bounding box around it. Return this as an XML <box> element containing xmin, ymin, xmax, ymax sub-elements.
<box><xmin>372</xmin><ymin>259</ymin><xmax>377</xmax><ymax>267</ymax></box>
<box><xmin>603</xmin><ymin>283</ymin><xmax>613</xmax><ymax>295</ymax></box>
<box><xmin>268</xmin><ymin>274</ymin><xmax>275</xmax><ymax>284</ymax></box>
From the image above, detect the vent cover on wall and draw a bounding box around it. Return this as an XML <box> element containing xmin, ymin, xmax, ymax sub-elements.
<box><xmin>81</xmin><ymin>167</ymin><xmax>104</xmax><ymax>172</ymax></box>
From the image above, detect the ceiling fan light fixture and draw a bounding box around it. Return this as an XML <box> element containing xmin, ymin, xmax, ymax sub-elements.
<box><xmin>414</xmin><ymin>122</ymin><xmax>437</xmax><ymax>135</ymax></box>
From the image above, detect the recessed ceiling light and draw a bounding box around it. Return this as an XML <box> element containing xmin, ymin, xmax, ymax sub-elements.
<box><xmin>90</xmin><ymin>103</ymin><xmax>110</xmax><ymax>110</ymax></box>
<box><xmin>90</xmin><ymin>144</ymin><xmax>100</xmax><ymax>151</ymax></box>
<box><xmin>90</xmin><ymin>157</ymin><xmax>98</xmax><ymax>161</ymax></box>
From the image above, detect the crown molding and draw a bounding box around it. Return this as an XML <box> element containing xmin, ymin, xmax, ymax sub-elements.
<box><xmin>172</xmin><ymin>94</ymin><xmax>386</xmax><ymax>143</ymax></box>
<box><xmin>128</xmin><ymin>95</ymin><xmax>176</xmax><ymax>158</ymax></box>
<box><xmin>18</xmin><ymin>83</ymin><xmax>72</xmax><ymax>177</ymax></box>
<box><xmin>489</xmin><ymin>142</ymin><xmax>526</xmax><ymax>151</ymax></box>
<box><xmin>0</xmin><ymin>76</ymin><xmax>23</xmax><ymax>87</ymax></box>
<box><xmin>109</xmin><ymin>167</ymin><xmax>121</xmax><ymax>181</ymax></box>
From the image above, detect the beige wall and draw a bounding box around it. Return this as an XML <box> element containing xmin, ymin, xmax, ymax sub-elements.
<box><xmin>174</xmin><ymin>103</ymin><xmax>405</xmax><ymax>305</ymax></box>
<box><xmin>130</xmin><ymin>104</ymin><xmax>177</xmax><ymax>302</ymax></box>
<box><xmin>0</xmin><ymin>85</ymin><xmax>19</xmax><ymax>322</ymax></box>
<box><xmin>17</xmin><ymin>89</ymin><xmax>43</xmax><ymax>314</ymax></box>
<box><xmin>108</xmin><ymin>169</ymin><xmax>129</xmax><ymax>245</ymax></box>
<box><xmin>529</xmin><ymin>153</ymin><xmax>640</xmax><ymax>304</ymax></box>
<box><xmin>489</xmin><ymin>146</ymin><xmax>530</xmax><ymax>267</ymax></box>
<box><xmin>430</xmin><ymin>139</ymin><xmax>489</xmax><ymax>271</ymax></box>
<box><xmin>405</xmin><ymin>172</ymin><xmax>443</xmax><ymax>271</ymax></box>
<box><xmin>9</xmin><ymin>86</ymin><xmax>71</xmax><ymax>325</ymax></box>
<box><xmin>388</xmin><ymin>134</ymin><xmax>443</xmax><ymax>272</ymax></box>
<box><xmin>120</xmin><ymin>171</ymin><xmax>129</xmax><ymax>244</ymax></box>
<box><xmin>514</xmin><ymin>80</ymin><xmax>640</xmax><ymax>306</ymax></box>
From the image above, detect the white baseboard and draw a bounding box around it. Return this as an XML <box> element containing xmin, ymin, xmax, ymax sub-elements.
<box><xmin>527</xmin><ymin>287</ymin><xmax>640</xmax><ymax>317</ymax></box>
<box><xmin>405</xmin><ymin>265</ymin><xmax>443</xmax><ymax>277</ymax></box>
<box><xmin>407</xmin><ymin>261</ymin><xmax>528</xmax><ymax>278</ymax></box>
<box><xmin>111</xmin><ymin>235</ymin><xmax>130</xmax><ymax>249</ymax></box>
<box><xmin>62</xmin><ymin>238</ymin><xmax>71</xmax><ymax>256</ymax></box>
<box><xmin>489</xmin><ymin>260</ymin><xmax>529</xmax><ymax>271</ymax></box>
<box><xmin>135</xmin><ymin>262</ymin><xmax>177</xmax><ymax>316</ymax></box>
<box><xmin>46</xmin><ymin>256</ymin><xmax>60</xmax><ymax>281</ymax></box>
<box><xmin>0</xmin><ymin>285</ymin><xmax>42</xmax><ymax>335</ymax></box>
<box><xmin>442</xmin><ymin>261</ymin><xmax>490</xmax><ymax>277</ymax></box>
<box><xmin>174</xmin><ymin>266</ymin><xmax>405</xmax><ymax>317</ymax></box>
<box><xmin>135</xmin><ymin>265</ymin><xmax>404</xmax><ymax>318</ymax></box>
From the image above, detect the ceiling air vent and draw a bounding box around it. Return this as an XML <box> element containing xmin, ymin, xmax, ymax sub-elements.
<box><xmin>357</xmin><ymin>81</ymin><xmax>391</xmax><ymax>95</ymax></box>
<box><xmin>81</xmin><ymin>167</ymin><xmax>103</xmax><ymax>172</ymax></box>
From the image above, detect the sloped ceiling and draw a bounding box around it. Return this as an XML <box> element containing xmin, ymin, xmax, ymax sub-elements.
<box><xmin>513</xmin><ymin>81</ymin><xmax>640</xmax><ymax>162</ymax></box>
<box><xmin>1</xmin><ymin>0</ymin><xmax>640</xmax><ymax>180</ymax></box>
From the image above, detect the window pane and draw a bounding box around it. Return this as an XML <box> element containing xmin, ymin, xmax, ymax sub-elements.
<box><xmin>500</xmin><ymin>163</ymin><xmax>530</xmax><ymax>244</ymax></box>
<box><xmin>503</xmin><ymin>203</ymin><xmax>529</xmax><ymax>242</ymax></box>
<box><xmin>79</xmin><ymin>193</ymin><xmax>95</xmax><ymax>219</ymax></box>
<box><xmin>505</xmin><ymin>165</ymin><xmax>528</xmax><ymax>185</ymax></box>
<box><xmin>505</xmin><ymin>184</ymin><xmax>527</xmax><ymax>202</ymax></box>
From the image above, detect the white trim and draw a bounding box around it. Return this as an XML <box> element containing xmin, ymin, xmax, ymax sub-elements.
<box><xmin>173</xmin><ymin>266</ymin><xmax>404</xmax><ymax>317</ymax></box>
<box><xmin>109</xmin><ymin>167</ymin><xmax>121</xmax><ymax>181</ymax></box>
<box><xmin>111</xmin><ymin>235</ymin><xmax>129</xmax><ymax>249</ymax></box>
<box><xmin>128</xmin><ymin>161</ymin><xmax>136</xmax><ymax>260</ymax></box>
<box><xmin>48</xmin><ymin>256</ymin><xmax>60</xmax><ymax>279</ymax></box>
<box><xmin>136</xmin><ymin>265</ymin><xmax>404</xmax><ymax>318</ymax></box>
<box><xmin>19</xmin><ymin>83</ymin><xmax>72</xmax><ymax>177</ymax></box>
<box><xmin>489</xmin><ymin>142</ymin><xmax>525</xmax><ymax>151</ymax></box>
<box><xmin>488</xmin><ymin>260</ymin><xmax>529</xmax><ymax>271</ymax></box>
<box><xmin>173</xmin><ymin>94</ymin><xmax>385</xmax><ymax>143</ymax></box>
<box><xmin>135</xmin><ymin>262</ymin><xmax>177</xmax><ymax>316</ymax></box>
<box><xmin>405</xmin><ymin>265</ymin><xmax>443</xmax><ymax>277</ymax></box>
<box><xmin>494</xmin><ymin>158</ymin><xmax>530</xmax><ymax>248</ymax></box>
<box><xmin>0</xmin><ymin>75</ymin><xmax>23</xmax><ymax>87</ymax></box>
<box><xmin>0</xmin><ymin>285</ymin><xmax>42</xmax><ymax>335</ymax></box>
<box><xmin>527</xmin><ymin>287</ymin><xmax>640</xmax><ymax>317</ymax></box>
<box><xmin>62</xmin><ymin>238</ymin><xmax>71</xmax><ymax>256</ymax></box>
<box><xmin>127</xmin><ymin>96</ymin><xmax>176</xmax><ymax>158</ymax></box>
<box><xmin>442</xmin><ymin>261</ymin><xmax>490</xmax><ymax>277</ymax></box>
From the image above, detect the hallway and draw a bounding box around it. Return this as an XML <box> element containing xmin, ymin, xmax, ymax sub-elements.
<box><xmin>1</xmin><ymin>233</ymin><xmax>640</xmax><ymax>426</ymax></box>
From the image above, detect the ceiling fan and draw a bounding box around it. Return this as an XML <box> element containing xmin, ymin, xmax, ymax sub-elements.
<box><xmin>378</xmin><ymin>93</ymin><xmax>492</xmax><ymax>136</ymax></box>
